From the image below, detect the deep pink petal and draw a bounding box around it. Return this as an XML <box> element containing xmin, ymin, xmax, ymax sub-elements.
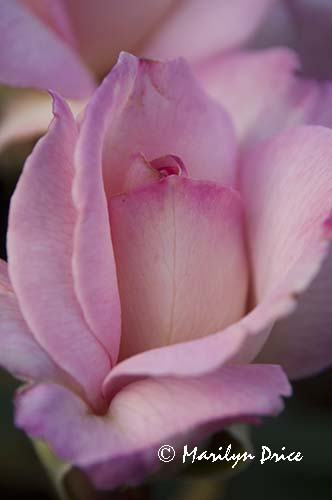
<box><xmin>109</xmin><ymin>176</ymin><xmax>248</xmax><ymax>359</ymax></box>
<box><xmin>7</xmin><ymin>94</ymin><xmax>110</xmax><ymax>408</ymax></box>
<box><xmin>240</xmin><ymin>126</ymin><xmax>332</xmax><ymax>377</ymax></box>
<box><xmin>16</xmin><ymin>364</ymin><xmax>290</xmax><ymax>489</ymax></box>
<box><xmin>0</xmin><ymin>0</ymin><xmax>94</xmax><ymax>98</ymax></box>
<box><xmin>143</xmin><ymin>0</ymin><xmax>275</xmax><ymax>62</ymax></box>
<box><xmin>84</xmin><ymin>52</ymin><xmax>236</xmax><ymax>198</ymax></box>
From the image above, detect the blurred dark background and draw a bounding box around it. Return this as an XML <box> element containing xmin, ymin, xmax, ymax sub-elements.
<box><xmin>0</xmin><ymin>142</ymin><xmax>331</xmax><ymax>500</ymax></box>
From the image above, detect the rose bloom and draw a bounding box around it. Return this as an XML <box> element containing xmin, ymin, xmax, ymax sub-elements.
<box><xmin>1</xmin><ymin>53</ymin><xmax>332</xmax><ymax>490</ymax></box>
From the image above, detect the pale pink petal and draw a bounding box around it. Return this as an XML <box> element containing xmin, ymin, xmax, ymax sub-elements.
<box><xmin>194</xmin><ymin>48</ymin><xmax>300</xmax><ymax>142</ymax></box>
<box><xmin>73</xmin><ymin>53</ymin><xmax>237</xmax><ymax>363</ymax></box>
<box><xmin>64</xmin><ymin>0</ymin><xmax>174</xmax><ymax>76</ymax></box>
<box><xmin>102</xmin><ymin>288</ymin><xmax>295</xmax><ymax>401</ymax></box>
<box><xmin>7</xmin><ymin>94</ymin><xmax>111</xmax><ymax>409</ymax></box>
<box><xmin>93</xmin><ymin>53</ymin><xmax>236</xmax><ymax>197</ymax></box>
<box><xmin>72</xmin><ymin>65</ymin><xmax>137</xmax><ymax>366</ymax></box>
<box><xmin>0</xmin><ymin>260</ymin><xmax>67</xmax><ymax>383</ymax></box>
<box><xmin>16</xmin><ymin>364</ymin><xmax>290</xmax><ymax>489</ymax></box>
<box><xmin>240</xmin><ymin>126</ymin><xmax>332</xmax><ymax>377</ymax></box>
<box><xmin>143</xmin><ymin>0</ymin><xmax>276</xmax><ymax>62</ymax></box>
<box><xmin>194</xmin><ymin>48</ymin><xmax>332</xmax><ymax>143</ymax></box>
<box><xmin>257</xmin><ymin>248</ymin><xmax>332</xmax><ymax>378</ymax></box>
<box><xmin>0</xmin><ymin>0</ymin><xmax>94</xmax><ymax>98</ymax></box>
<box><xmin>109</xmin><ymin>176</ymin><xmax>248</xmax><ymax>360</ymax></box>
<box><xmin>21</xmin><ymin>0</ymin><xmax>77</xmax><ymax>46</ymax></box>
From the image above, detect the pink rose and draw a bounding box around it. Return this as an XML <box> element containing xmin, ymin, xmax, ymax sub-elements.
<box><xmin>1</xmin><ymin>53</ymin><xmax>332</xmax><ymax>489</ymax></box>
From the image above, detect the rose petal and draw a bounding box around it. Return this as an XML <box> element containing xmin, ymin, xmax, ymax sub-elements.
<box><xmin>194</xmin><ymin>48</ymin><xmax>302</xmax><ymax>142</ymax></box>
<box><xmin>0</xmin><ymin>260</ymin><xmax>67</xmax><ymax>383</ymax></box>
<box><xmin>85</xmin><ymin>52</ymin><xmax>236</xmax><ymax>197</ymax></box>
<box><xmin>109</xmin><ymin>176</ymin><xmax>248</xmax><ymax>360</ymax></box>
<box><xmin>252</xmin><ymin>0</ymin><xmax>332</xmax><ymax>80</ymax></box>
<box><xmin>64</xmin><ymin>0</ymin><xmax>174</xmax><ymax>76</ymax></box>
<box><xmin>0</xmin><ymin>0</ymin><xmax>94</xmax><ymax>98</ymax></box>
<box><xmin>7</xmin><ymin>94</ymin><xmax>111</xmax><ymax>408</ymax></box>
<box><xmin>143</xmin><ymin>0</ymin><xmax>275</xmax><ymax>62</ymax></box>
<box><xmin>16</xmin><ymin>364</ymin><xmax>290</xmax><ymax>490</ymax></box>
<box><xmin>240</xmin><ymin>125</ymin><xmax>332</xmax><ymax>377</ymax></box>
<box><xmin>21</xmin><ymin>0</ymin><xmax>76</xmax><ymax>46</ymax></box>
<box><xmin>257</xmin><ymin>248</ymin><xmax>332</xmax><ymax>378</ymax></box>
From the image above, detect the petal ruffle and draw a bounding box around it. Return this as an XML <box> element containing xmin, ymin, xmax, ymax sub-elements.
<box><xmin>16</xmin><ymin>364</ymin><xmax>290</xmax><ymax>490</ymax></box>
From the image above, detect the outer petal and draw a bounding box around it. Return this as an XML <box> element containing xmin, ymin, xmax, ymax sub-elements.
<box><xmin>0</xmin><ymin>0</ymin><xmax>94</xmax><ymax>98</ymax></box>
<box><xmin>0</xmin><ymin>260</ymin><xmax>65</xmax><ymax>383</ymax></box>
<box><xmin>7</xmin><ymin>94</ymin><xmax>111</xmax><ymax>409</ymax></box>
<box><xmin>240</xmin><ymin>126</ymin><xmax>332</xmax><ymax>377</ymax></box>
<box><xmin>109</xmin><ymin>176</ymin><xmax>248</xmax><ymax>359</ymax></box>
<box><xmin>194</xmin><ymin>48</ymin><xmax>332</xmax><ymax>143</ymax></box>
<box><xmin>252</xmin><ymin>0</ymin><xmax>332</xmax><ymax>80</ymax></box>
<box><xmin>64</xmin><ymin>0</ymin><xmax>174</xmax><ymax>76</ymax></box>
<box><xmin>143</xmin><ymin>0</ymin><xmax>276</xmax><ymax>62</ymax></box>
<box><xmin>257</xmin><ymin>249</ymin><xmax>332</xmax><ymax>378</ymax></box>
<box><xmin>21</xmin><ymin>0</ymin><xmax>77</xmax><ymax>46</ymax></box>
<box><xmin>194</xmin><ymin>48</ymin><xmax>300</xmax><ymax>142</ymax></box>
<box><xmin>285</xmin><ymin>0</ymin><xmax>332</xmax><ymax>80</ymax></box>
<box><xmin>15</xmin><ymin>364</ymin><xmax>290</xmax><ymax>490</ymax></box>
<box><xmin>87</xmin><ymin>52</ymin><xmax>236</xmax><ymax>197</ymax></box>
